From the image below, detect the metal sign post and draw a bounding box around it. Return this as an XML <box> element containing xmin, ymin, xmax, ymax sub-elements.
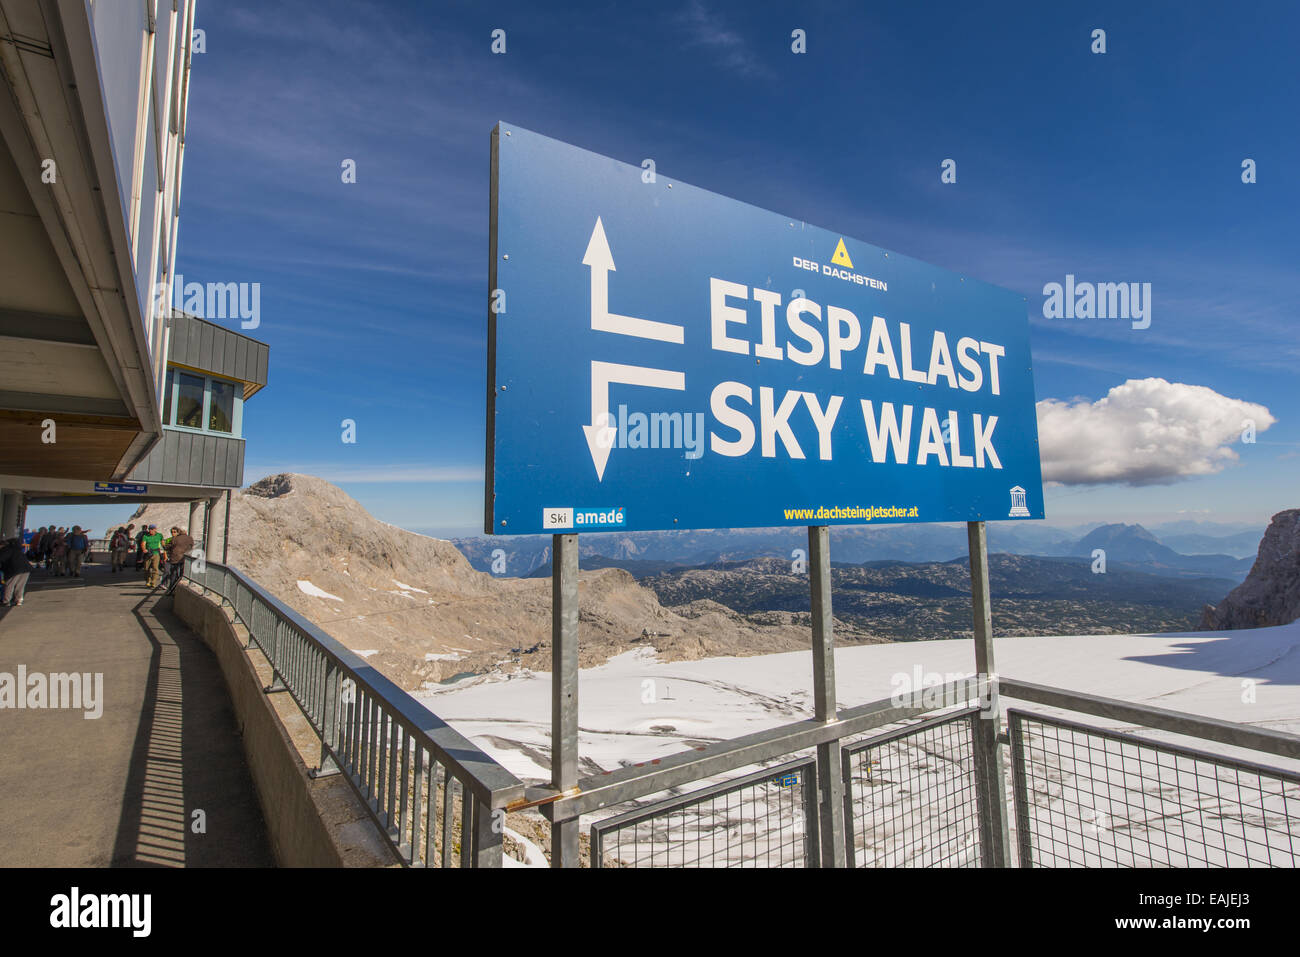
<box><xmin>551</xmin><ymin>532</ymin><xmax>580</xmax><ymax>867</ymax></box>
<box><xmin>808</xmin><ymin>525</ymin><xmax>846</xmax><ymax>867</ymax></box>
<box><xmin>486</xmin><ymin>122</ymin><xmax>1048</xmax><ymax>868</ymax></box>
<box><xmin>967</xmin><ymin>520</ymin><xmax>1012</xmax><ymax>866</ymax></box>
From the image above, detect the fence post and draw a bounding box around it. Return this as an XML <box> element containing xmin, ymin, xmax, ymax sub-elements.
<box><xmin>802</xmin><ymin>763</ymin><xmax>822</xmax><ymax>867</ymax></box>
<box><xmin>967</xmin><ymin>520</ymin><xmax>1012</xmax><ymax>867</ymax></box>
<box><xmin>808</xmin><ymin>525</ymin><xmax>846</xmax><ymax>867</ymax></box>
<box><xmin>311</xmin><ymin>661</ymin><xmax>341</xmax><ymax>778</ymax></box>
<box><xmin>550</xmin><ymin>532</ymin><xmax>580</xmax><ymax>867</ymax></box>
<box><xmin>470</xmin><ymin>799</ymin><xmax>504</xmax><ymax>868</ymax></box>
<box><xmin>1008</xmin><ymin>712</ymin><xmax>1034</xmax><ymax>867</ymax></box>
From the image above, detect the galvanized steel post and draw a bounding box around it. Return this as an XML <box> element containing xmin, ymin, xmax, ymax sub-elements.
<box><xmin>967</xmin><ymin>520</ymin><xmax>1012</xmax><ymax>866</ymax></box>
<box><xmin>222</xmin><ymin>488</ymin><xmax>232</xmax><ymax>565</ymax></box>
<box><xmin>205</xmin><ymin>496</ymin><xmax>219</xmax><ymax>553</ymax></box>
<box><xmin>551</xmin><ymin>532</ymin><xmax>580</xmax><ymax>867</ymax></box>
<box><xmin>469</xmin><ymin>798</ymin><xmax>505</xmax><ymax>868</ymax></box>
<box><xmin>809</xmin><ymin>526</ymin><xmax>846</xmax><ymax>867</ymax></box>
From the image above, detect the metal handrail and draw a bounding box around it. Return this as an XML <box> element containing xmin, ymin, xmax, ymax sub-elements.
<box><xmin>590</xmin><ymin>756</ymin><xmax>819</xmax><ymax>868</ymax></box>
<box><xmin>181</xmin><ymin>556</ymin><xmax>525</xmax><ymax>866</ymax></box>
<box><xmin>998</xmin><ymin>677</ymin><xmax>1300</xmax><ymax>763</ymax></box>
<box><xmin>547</xmin><ymin>678</ymin><xmax>989</xmax><ymax>821</ymax></box>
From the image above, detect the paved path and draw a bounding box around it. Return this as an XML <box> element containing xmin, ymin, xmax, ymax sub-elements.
<box><xmin>0</xmin><ymin>559</ymin><xmax>273</xmax><ymax>866</ymax></box>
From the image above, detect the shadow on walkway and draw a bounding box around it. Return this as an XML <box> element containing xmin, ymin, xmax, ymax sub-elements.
<box><xmin>0</xmin><ymin>561</ymin><xmax>273</xmax><ymax>867</ymax></box>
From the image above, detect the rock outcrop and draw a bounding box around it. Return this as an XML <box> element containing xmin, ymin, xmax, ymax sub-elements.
<box><xmin>1201</xmin><ymin>509</ymin><xmax>1300</xmax><ymax>629</ymax></box>
<box><xmin>129</xmin><ymin>474</ymin><xmax>816</xmax><ymax>690</ymax></box>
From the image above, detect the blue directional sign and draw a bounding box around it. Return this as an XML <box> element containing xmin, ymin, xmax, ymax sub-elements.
<box><xmin>94</xmin><ymin>482</ymin><xmax>147</xmax><ymax>494</ymax></box>
<box><xmin>486</xmin><ymin>123</ymin><xmax>1044</xmax><ymax>535</ymax></box>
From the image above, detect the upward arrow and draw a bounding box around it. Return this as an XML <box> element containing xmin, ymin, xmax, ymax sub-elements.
<box><xmin>584</xmin><ymin>218</ymin><xmax>685</xmax><ymax>344</ymax></box>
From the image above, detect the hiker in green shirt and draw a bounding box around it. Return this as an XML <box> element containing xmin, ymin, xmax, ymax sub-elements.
<box><xmin>142</xmin><ymin>525</ymin><xmax>165</xmax><ymax>588</ymax></box>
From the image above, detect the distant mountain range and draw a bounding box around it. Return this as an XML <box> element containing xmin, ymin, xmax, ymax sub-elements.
<box><xmin>450</xmin><ymin>521</ymin><xmax>1261</xmax><ymax>584</ymax></box>
<box><xmin>637</xmin><ymin>554</ymin><xmax>1238</xmax><ymax>641</ymax></box>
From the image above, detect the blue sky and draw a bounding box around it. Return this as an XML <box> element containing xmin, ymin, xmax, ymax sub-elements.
<box><xmin>32</xmin><ymin>1</ymin><xmax>1300</xmax><ymax>538</ymax></box>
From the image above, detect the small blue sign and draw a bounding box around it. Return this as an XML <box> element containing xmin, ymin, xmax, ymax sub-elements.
<box><xmin>776</xmin><ymin>774</ymin><xmax>800</xmax><ymax>788</ymax></box>
<box><xmin>487</xmin><ymin>124</ymin><xmax>1044</xmax><ymax>535</ymax></box>
<box><xmin>94</xmin><ymin>482</ymin><xmax>147</xmax><ymax>494</ymax></box>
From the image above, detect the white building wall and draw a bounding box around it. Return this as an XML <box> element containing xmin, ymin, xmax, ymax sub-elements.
<box><xmin>87</xmin><ymin>0</ymin><xmax>197</xmax><ymax>412</ymax></box>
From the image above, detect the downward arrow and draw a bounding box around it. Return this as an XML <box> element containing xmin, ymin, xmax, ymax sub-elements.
<box><xmin>584</xmin><ymin>360</ymin><xmax>686</xmax><ymax>480</ymax></box>
<box><xmin>584</xmin><ymin>218</ymin><xmax>685</xmax><ymax>343</ymax></box>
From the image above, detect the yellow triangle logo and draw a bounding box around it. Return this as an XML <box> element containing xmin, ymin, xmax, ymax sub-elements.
<box><xmin>831</xmin><ymin>238</ymin><xmax>853</xmax><ymax>268</ymax></box>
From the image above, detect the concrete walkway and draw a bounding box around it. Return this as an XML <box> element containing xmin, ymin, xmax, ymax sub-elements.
<box><xmin>0</xmin><ymin>558</ymin><xmax>274</xmax><ymax>866</ymax></box>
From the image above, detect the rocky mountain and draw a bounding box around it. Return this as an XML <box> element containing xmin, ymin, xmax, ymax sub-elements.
<box><xmin>1070</xmin><ymin>523</ymin><xmax>1169</xmax><ymax>561</ymax></box>
<box><xmin>125</xmin><ymin>473</ymin><xmax>1282</xmax><ymax>690</ymax></box>
<box><xmin>128</xmin><ymin>474</ymin><xmax>824</xmax><ymax>690</ymax></box>
<box><xmin>1202</xmin><ymin>509</ymin><xmax>1300</xmax><ymax>629</ymax></box>
<box><xmin>1067</xmin><ymin>523</ymin><xmax>1253</xmax><ymax>579</ymax></box>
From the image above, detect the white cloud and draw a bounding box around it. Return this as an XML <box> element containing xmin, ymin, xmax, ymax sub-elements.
<box><xmin>1037</xmin><ymin>378</ymin><xmax>1275</xmax><ymax>486</ymax></box>
<box><xmin>675</xmin><ymin>1</ymin><xmax>768</xmax><ymax>76</ymax></box>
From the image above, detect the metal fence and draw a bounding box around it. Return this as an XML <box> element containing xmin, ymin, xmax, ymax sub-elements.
<box><xmin>591</xmin><ymin>757</ymin><xmax>817</xmax><ymax>868</ymax></box>
<box><xmin>181</xmin><ymin>557</ymin><xmax>525</xmax><ymax>867</ymax></box>
<box><xmin>1009</xmin><ymin>709</ymin><xmax>1300</xmax><ymax>868</ymax></box>
<box><xmin>579</xmin><ymin>705</ymin><xmax>990</xmax><ymax>869</ymax></box>
<box><xmin>557</xmin><ymin>679</ymin><xmax>1300</xmax><ymax>869</ymax></box>
<box><xmin>545</xmin><ymin>680</ymin><xmax>993</xmax><ymax>868</ymax></box>
<box><xmin>176</xmin><ymin>556</ymin><xmax>1300</xmax><ymax>869</ymax></box>
<box><xmin>843</xmin><ymin>708</ymin><xmax>983</xmax><ymax>868</ymax></box>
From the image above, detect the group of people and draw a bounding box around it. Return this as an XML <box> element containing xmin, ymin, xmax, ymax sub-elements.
<box><xmin>106</xmin><ymin>523</ymin><xmax>196</xmax><ymax>589</ymax></box>
<box><xmin>0</xmin><ymin>521</ymin><xmax>197</xmax><ymax>607</ymax></box>
<box><xmin>23</xmin><ymin>525</ymin><xmax>93</xmax><ymax>577</ymax></box>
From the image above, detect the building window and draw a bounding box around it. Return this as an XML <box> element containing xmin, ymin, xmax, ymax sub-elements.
<box><xmin>174</xmin><ymin>371</ymin><xmax>205</xmax><ymax>428</ymax></box>
<box><xmin>208</xmin><ymin>378</ymin><xmax>235</xmax><ymax>433</ymax></box>
<box><xmin>163</xmin><ymin>368</ymin><xmax>242</xmax><ymax>438</ymax></box>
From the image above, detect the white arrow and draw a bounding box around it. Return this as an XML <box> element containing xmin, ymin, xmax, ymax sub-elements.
<box><xmin>584</xmin><ymin>360</ymin><xmax>686</xmax><ymax>481</ymax></box>
<box><xmin>583</xmin><ymin>218</ymin><xmax>685</xmax><ymax>344</ymax></box>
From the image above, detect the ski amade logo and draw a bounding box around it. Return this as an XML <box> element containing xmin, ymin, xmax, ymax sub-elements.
<box><xmin>574</xmin><ymin>506</ymin><xmax>626</xmax><ymax>528</ymax></box>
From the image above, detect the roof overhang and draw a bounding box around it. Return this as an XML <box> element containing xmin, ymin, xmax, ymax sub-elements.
<box><xmin>0</xmin><ymin>3</ymin><xmax>165</xmax><ymax>481</ymax></box>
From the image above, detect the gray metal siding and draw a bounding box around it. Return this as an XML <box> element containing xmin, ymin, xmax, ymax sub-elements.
<box><xmin>167</xmin><ymin>312</ymin><xmax>268</xmax><ymax>388</ymax></box>
<box><xmin>234</xmin><ymin>335</ymin><xmax>249</xmax><ymax>380</ymax></box>
<box><xmin>129</xmin><ymin>430</ymin><xmax>246</xmax><ymax>488</ymax></box>
<box><xmin>199</xmin><ymin>321</ymin><xmax>216</xmax><ymax>375</ymax></box>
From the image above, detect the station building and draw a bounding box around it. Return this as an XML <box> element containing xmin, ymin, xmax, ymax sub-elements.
<box><xmin>0</xmin><ymin>1</ymin><xmax>263</xmax><ymax>550</ymax></box>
